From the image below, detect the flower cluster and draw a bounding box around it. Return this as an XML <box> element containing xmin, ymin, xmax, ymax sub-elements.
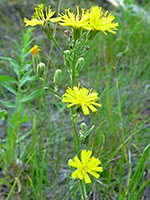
<box><xmin>24</xmin><ymin>4</ymin><xmax>118</xmax><ymax>35</ymax></box>
<box><xmin>58</xmin><ymin>6</ymin><xmax>118</xmax><ymax>35</ymax></box>
<box><xmin>68</xmin><ymin>150</ymin><xmax>103</xmax><ymax>183</ymax></box>
<box><xmin>25</xmin><ymin>3</ymin><xmax>117</xmax><ymax>187</ymax></box>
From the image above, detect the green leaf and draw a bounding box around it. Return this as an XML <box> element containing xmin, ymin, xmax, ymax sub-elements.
<box><xmin>0</xmin><ymin>75</ymin><xmax>17</xmax><ymax>83</ymax></box>
<box><xmin>19</xmin><ymin>70</ymin><xmax>32</xmax><ymax>87</ymax></box>
<box><xmin>20</xmin><ymin>61</ymin><xmax>32</xmax><ymax>72</ymax></box>
<box><xmin>0</xmin><ymin>57</ymin><xmax>20</xmax><ymax>76</ymax></box>
<box><xmin>0</xmin><ymin>100</ymin><xmax>15</xmax><ymax>108</ymax></box>
<box><xmin>0</xmin><ymin>110</ymin><xmax>6</xmax><ymax>121</ymax></box>
<box><xmin>20</xmin><ymin>89</ymin><xmax>42</xmax><ymax>102</ymax></box>
<box><xmin>2</xmin><ymin>83</ymin><xmax>16</xmax><ymax>95</ymax></box>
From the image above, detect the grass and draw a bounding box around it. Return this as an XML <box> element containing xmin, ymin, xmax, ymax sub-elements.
<box><xmin>0</xmin><ymin>0</ymin><xmax>150</xmax><ymax>199</ymax></box>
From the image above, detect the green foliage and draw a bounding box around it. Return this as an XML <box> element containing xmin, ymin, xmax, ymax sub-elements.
<box><xmin>0</xmin><ymin>0</ymin><xmax>150</xmax><ymax>200</ymax></box>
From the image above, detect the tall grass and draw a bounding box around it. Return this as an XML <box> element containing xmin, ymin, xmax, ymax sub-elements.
<box><xmin>0</xmin><ymin>0</ymin><xmax>150</xmax><ymax>199</ymax></box>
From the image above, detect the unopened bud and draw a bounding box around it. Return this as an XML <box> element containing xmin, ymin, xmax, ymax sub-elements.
<box><xmin>85</xmin><ymin>46</ymin><xmax>90</xmax><ymax>51</ymax></box>
<box><xmin>80</xmin><ymin>122</ymin><xmax>87</xmax><ymax>132</ymax></box>
<box><xmin>75</xmin><ymin>57</ymin><xmax>85</xmax><ymax>73</ymax></box>
<box><xmin>4</xmin><ymin>111</ymin><xmax>8</xmax><ymax>120</ymax></box>
<box><xmin>63</xmin><ymin>50</ymin><xmax>70</xmax><ymax>67</ymax></box>
<box><xmin>64</xmin><ymin>30</ymin><xmax>70</xmax><ymax>37</ymax></box>
<box><xmin>0</xmin><ymin>110</ymin><xmax>8</xmax><ymax>121</ymax></box>
<box><xmin>54</xmin><ymin>69</ymin><xmax>62</xmax><ymax>86</ymax></box>
<box><xmin>37</xmin><ymin>62</ymin><xmax>46</xmax><ymax>78</ymax></box>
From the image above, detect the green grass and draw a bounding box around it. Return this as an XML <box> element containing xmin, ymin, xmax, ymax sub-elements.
<box><xmin>0</xmin><ymin>0</ymin><xmax>150</xmax><ymax>199</ymax></box>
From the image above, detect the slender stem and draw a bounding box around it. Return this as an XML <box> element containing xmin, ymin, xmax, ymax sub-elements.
<box><xmin>80</xmin><ymin>180</ymin><xmax>87</xmax><ymax>200</ymax></box>
<box><xmin>49</xmin><ymin>34</ymin><xmax>66</xmax><ymax>56</ymax></box>
<box><xmin>40</xmin><ymin>78</ymin><xmax>62</xmax><ymax>99</ymax></box>
<box><xmin>13</xmin><ymin>75</ymin><xmax>21</xmax><ymax>163</ymax></box>
<box><xmin>48</xmin><ymin>34</ymin><xmax>72</xmax><ymax>64</ymax></box>
<box><xmin>116</xmin><ymin>79</ymin><xmax>125</xmax><ymax>200</ymax></box>
<box><xmin>78</xmin><ymin>40</ymin><xmax>88</xmax><ymax>55</ymax></box>
<box><xmin>71</xmin><ymin>42</ymin><xmax>76</xmax><ymax>88</ymax></box>
<box><xmin>70</xmin><ymin>107</ymin><xmax>80</xmax><ymax>157</ymax></box>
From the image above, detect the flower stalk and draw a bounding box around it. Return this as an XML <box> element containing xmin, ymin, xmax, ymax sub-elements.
<box><xmin>40</xmin><ymin>78</ymin><xmax>62</xmax><ymax>99</ymax></box>
<box><xmin>24</xmin><ymin>3</ymin><xmax>118</xmax><ymax>199</ymax></box>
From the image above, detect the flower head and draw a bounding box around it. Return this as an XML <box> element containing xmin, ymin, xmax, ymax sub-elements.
<box><xmin>24</xmin><ymin>4</ymin><xmax>60</xmax><ymax>27</ymax></box>
<box><xmin>30</xmin><ymin>45</ymin><xmax>41</xmax><ymax>55</ymax></box>
<box><xmin>58</xmin><ymin>6</ymin><xmax>89</xmax><ymax>29</ymax></box>
<box><xmin>83</xmin><ymin>6</ymin><xmax>118</xmax><ymax>35</ymax></box>
<box><xmin>62</xmin><ymin>83</ymin><xmax>101</xmax><ymax>115</ymax></box>
<box><xmin>68</xmin><ymin>150</ymin><xmax>103</xmax><ymax>184</ymax></box>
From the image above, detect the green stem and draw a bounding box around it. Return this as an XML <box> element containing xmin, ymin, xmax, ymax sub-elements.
<box><xmin>40</xmin><ymin>78</ymin><xmax>62</xmax><ymax>99</ymax></box>
<box><xmin>48</xmin><ymin>34</ymin><xmax>66</xmax><ymax>56</ymax></box>
<box><xmin>71</xmin><ymin>42</ymin><xmax>76</xmax><ymax>88</ymax></box>
<box><xmin>80</xmin><ymin>180</ymin><xmax>87</xmax><ymax>200</ymax></box>
<box><xmin>78</xmin><ymin>39</ymin><xmax>88</xmax><ymax>55</ymax></box>
<box><xmin>48</xmin><ymin>34</ymin><xmax>72</xmax><ymax>63</ymax></box>
<box><xmin>13</xmin><ymin>76</ymin><xmax>21</xmax><ymax>163</ymax></box>
<box><xmin>70</xmin><ymin>107</ymin><xmax>80</xmax><ymax>158</ymax></box>
<box><xmin>116</xmin><ymin>79</ymin><xmax>125</xmax><ymax>200</ymax></box>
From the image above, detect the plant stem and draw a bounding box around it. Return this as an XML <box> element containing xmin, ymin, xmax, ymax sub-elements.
<box><xmin>80</xmin><ymin>180</ymin><xmax>87</xmax><ymax>200</ymax></box>
<box><xmin>70</xmin><ymin>107</ymin><xmax>80</xmax><ymax>158</ymax></box>
<box><xmin>71</xmin><ymin>42</ymin><xmax>76</xmax><ymax>88</ymax></box>
<box><xmin>40</xmin><ymin>78</ymin><xmax>62</xmax><ymax>99</ymax></box>
<box><xmin>116</xmin><ymin>79</ymin><xmax>125</xmax><ymax>200</ymax></box>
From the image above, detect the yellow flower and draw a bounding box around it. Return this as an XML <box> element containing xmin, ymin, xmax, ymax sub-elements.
<box><xmin>84</xmin><ymin>6</ymin><xmax>118</xmax><ymax>35</ymax></box>
<box><xmin>24</xmin><ymin>4</ymin><xmax>60</xmax><ymax>27</ymax></box>
<box><xmin>58</xmin><ymin>6</ymin><xmax>89</xmax><ymax>29</ymax></box>
<box><xmin>30</xmin><ymin>45</ymin><xmax>41</xmax><ymax>55</ymax></box>
<box><xmin>68</xmin><ymin>150</ymin><xmax>103</xmax><ymax>184</ymax></box>
<box><xmin>62</xmin><ymin>83</ymin><xmax>101</xmax><ymax>115</ymax></box>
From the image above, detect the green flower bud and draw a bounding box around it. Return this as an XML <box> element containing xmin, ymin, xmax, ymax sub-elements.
<box><xmin>75</xmin><ymin>57</ymin><xmax>85</xmax><ymax>77</ymax></box>
<box><xmin>63</xmin><ymin>50</ymin><xmax>70</xmax><ymax>67</ymax></box>
<box><xmin>54</xmin><ymin>69</ymin><xmax>62</xmax><ymax>86</ymax></box>
<box><xmin>80</xmin><ymin>122</ymin><xmax>87</xmax><ymax>132</ymax></box>
<box><xmin>4</xmin><ymin>111</ymin><xmax>8</xmax><ymax>120</ymax></box>
<box><xmin>37</xmin><ymin>62</ymin><xmax>46</xmax><ymax>78</ymax></box>
<box><xmin>0</xmin><ymin>110</ymin><xmax>8</xmax><ymax>121</ymax></box>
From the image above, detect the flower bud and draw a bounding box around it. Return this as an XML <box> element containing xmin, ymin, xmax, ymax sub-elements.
<box><xmin>54</xmin><ymin>69</ymin><xmax>62</xmax><ymax>86</ymax></box>
<box><xmin>37</xmin><ymin>62</ymin><xmax>46</xmax><ymax>78</ymax></box>
<box><xmin>75</xmin><ymin>57</ymin><xmax>85</xmax><ymax>77</ymax></box>
<box><xmin>64</xmin><ymin>29</ymin><xmax>70</xmax><ymax>37</ymax></box>
<box><xmin>63</xmin><ymin>50</ymin><xmax>70</xmax><ymax>67</ymax></box>
<box><xmin>0</xmin><ymin>110</ymin><xmax>8</xmax><ymax>121</ymax></box>
<box><xmin>4</xmin><ymin>111</ymin><xmax>8</xmax><ymax>120</ymax></box>
<box><xmin>80</xmin><ymin>122</ymin><xmax>87</xmax><ymax>132</ymax></box>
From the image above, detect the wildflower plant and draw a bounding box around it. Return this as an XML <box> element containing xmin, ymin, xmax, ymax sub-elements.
<box><xmin>24</xmin><ymin>4</ymin><xmax>118</xmax><ymax>199</ymax></box>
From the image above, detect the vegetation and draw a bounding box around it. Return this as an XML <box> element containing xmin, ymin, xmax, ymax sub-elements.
<box><xmin>0</xmin><ymin>0</ymin><xmax>150</xmax><ymax>199</ymax></box>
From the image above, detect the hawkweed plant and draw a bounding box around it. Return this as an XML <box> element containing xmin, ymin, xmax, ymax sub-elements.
<box><xmin>24</xmin><ymin>4</ymin><xmax>118</xmax><ymax>199</ymax></box>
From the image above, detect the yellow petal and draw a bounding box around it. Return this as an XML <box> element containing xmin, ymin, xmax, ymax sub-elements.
<box><xmin>84</xmin><ymin>173</ymin><xmax>91</xmax><ymax>183</ymax></box>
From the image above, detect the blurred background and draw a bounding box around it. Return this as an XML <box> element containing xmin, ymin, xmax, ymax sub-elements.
<box><xmin>0</xmin><ymin>0</ymin><xmax>150</xmax><ymax>199</ymax></box>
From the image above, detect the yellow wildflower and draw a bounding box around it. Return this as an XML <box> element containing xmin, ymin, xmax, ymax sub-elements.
<box><xmin>62</xmin><ymin>83</ymin><xmax>101</xmax><ymax>115</ymax></box>
<box><xmin>58</xmin><ymin>6</ymin><xmax>89</xmax><ymax>29</ymax></box>
<box><xmin>84</xmin><ymin>6</ymin><xmax>118</xmax><ymax>35</ymax></box>
<box><xmin>30</xmin><ymin>45</ymin><xmax>41</xmax><ymax>55</ymax></box>
<box><xmin>68</xmin><ymin>150</ymin><xmax>103</xmax><ymax>184</ymax></box>
<box><xmin>24</xmin><ymin>4</ymin><xmax>60</xmax><ymax>27</ymax></box>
